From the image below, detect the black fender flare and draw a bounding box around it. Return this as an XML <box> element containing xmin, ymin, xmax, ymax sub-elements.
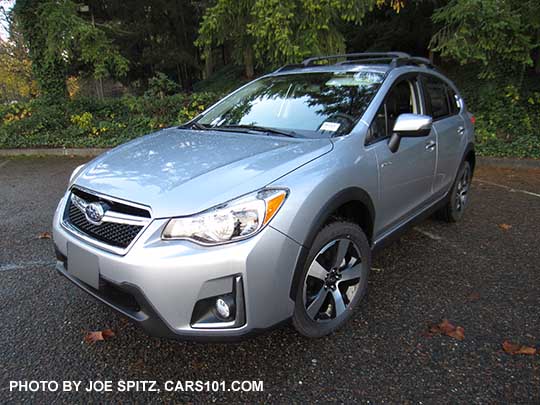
<box><xmin>288</xmin><ymin>187</ymin><xmax>375</xmax><ymax>300</ymax></box>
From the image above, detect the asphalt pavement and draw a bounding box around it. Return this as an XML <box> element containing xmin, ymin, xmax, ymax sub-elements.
<box><xmin>1</xmin><ymin>157</ymin><xmax>539</xmax><ymax>403</ymax></box>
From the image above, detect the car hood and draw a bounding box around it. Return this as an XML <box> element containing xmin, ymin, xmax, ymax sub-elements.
<box><xmin>75</xmin><ymin>128</ymin><xmax>333</xmax><ymax>218</ymax></box>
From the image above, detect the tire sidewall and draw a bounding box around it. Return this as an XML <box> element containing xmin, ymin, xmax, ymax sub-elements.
<box><xmin>448</xmin><ymin>161</ymin><xmax>472</xmax><ymax>221</ymax></box>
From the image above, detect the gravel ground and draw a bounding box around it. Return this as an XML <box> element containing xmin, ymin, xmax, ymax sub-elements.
<box><xmin>1</xmin><ymin>157</ymin><xmax>539</xmax><ymax>403</ymax></box>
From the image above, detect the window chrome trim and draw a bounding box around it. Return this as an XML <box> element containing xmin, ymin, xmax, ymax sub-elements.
<box><xmin>60</xmin><ymin>186</ymin><xmax>153</xmax><ymax>256</ymax></box>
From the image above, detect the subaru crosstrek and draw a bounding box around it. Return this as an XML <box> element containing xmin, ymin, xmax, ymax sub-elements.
<box><xmin>53</xmin><ymin>52</ymin><xmax>475</xmax><ymax>339</ymax></box>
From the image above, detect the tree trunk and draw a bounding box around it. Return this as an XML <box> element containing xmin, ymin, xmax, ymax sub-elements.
<box><xmin>244</xmin><ymin>46</ymin><xmax>254</xmax><ymax>79</ymax></box>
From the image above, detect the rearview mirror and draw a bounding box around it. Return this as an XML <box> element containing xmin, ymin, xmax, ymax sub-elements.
<box><xmin>388</xmin><ymin>114</ymin><xmax>433</xmax><ymax>153</ymax></box>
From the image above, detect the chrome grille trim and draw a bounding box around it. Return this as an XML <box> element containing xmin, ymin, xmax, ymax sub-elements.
<box><xmin>70</xmin><ymin>193</ymin><xmax>151</xmax><ymax>227</ymax></box>
<box><xmin>61</xmin><ymin>186</ymin><xmax>153</xmax><ymax>255</ymax></box>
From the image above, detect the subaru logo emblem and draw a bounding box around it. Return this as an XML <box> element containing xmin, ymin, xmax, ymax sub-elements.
<box><xmin>85</xmin><ymin>202</ymin><xmax>106</xmax><ymax>225</ymax></box>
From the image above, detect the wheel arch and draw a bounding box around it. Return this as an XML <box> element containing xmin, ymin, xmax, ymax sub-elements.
<box><xmin>288</xmin><ymin>187</ymin><xmax>375</xmax><ymax>300</ymax></box>
<box><xmin>463</xmin><ymin>143</ymin><xmax>476</xmax><ymax>174</ymax></box>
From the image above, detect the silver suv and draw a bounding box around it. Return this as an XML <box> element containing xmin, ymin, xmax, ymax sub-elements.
<box><xmin>53</xmin><ymin>52</ymin><xmax>475</xmax><ymax>340</ymax></box>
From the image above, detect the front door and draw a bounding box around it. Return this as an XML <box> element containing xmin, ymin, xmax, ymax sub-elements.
<box><xmin>365</xmin><ymin>76</ymin><xmax>436</xmax><ymax>236</ymax></box>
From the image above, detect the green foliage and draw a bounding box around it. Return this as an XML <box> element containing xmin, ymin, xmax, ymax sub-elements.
<box><xmin>196</xmin><ymin>0</ymin><xmax>256</xmax><ymax>77</ymax></box>
<box><xmin>36</xmin><ymin>0</ymin><xmax>129</xmax><ymax>80</ymax></box>
<box><xmin>145</xmin><ymin>73</ymin><xmax>180</xmax><ymax>99</ymax></box>
<box><xmin>4</xmin><ymin>0</ymin><xmax>540</xmax><ymax>158</ymax></box>
<box><xmin>14</xmin><ymin>0</ymin><xmax>67</xmax><ymax>100</ymax></box>
<box><xmin>446</xmin><ymin>66</ymin><xmax>540</xmax><ymax>158</ymax></box>
<box><xmin>430</xmin><ymin>0</ymin><xmax>539</xmax><ymax>80</ymax></box>
<box><xmin>0</xmin><ymin>13</ymin><xmax>38</xmax><ymax>102</ymax></box>
<box><xmin>13</xmin><ymin>0</ymin><xmax>128</xmax><ymax>100</ymax></box>
<box><xmin>431</xmin><ymin>0</ymin><xmax>540</xmax><ymax>157</ymax></box>
<box><xmin>85</xmin><ymin>0</ymin><xmax>200</xmax><ymax>90</ymax></box>
<box><xmin>0</xmin><ymin>92</ymin><xmax>221</xmax><ymax>148</ymax></box>
<box><xmin>469</xmin><ymin>86</ymin><xmax>540</xmax><ymax>158</ymax></box>
<box><xmin>197</xmin><ymin>0</ymin><xmax>403</xmax><ymax>71</ymax></box>
<box><xmin>192</xmin><ymin>65</ymin><xmax>247</xmax><ymax>93</ymax></box>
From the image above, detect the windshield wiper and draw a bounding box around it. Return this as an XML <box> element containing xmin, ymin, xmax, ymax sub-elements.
<box><xmin>216</xmin><ymin>124</ymin><xmax>297</xmax><ymax>138</ymax></box>
<box><xmin>178</xmin><ymin>121</ymin><xmax>209</xmax><ymax>130</ymax></box>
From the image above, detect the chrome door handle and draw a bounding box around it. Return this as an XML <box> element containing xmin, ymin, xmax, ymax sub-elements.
<box><xmin>425</xmin><ymin>140</ymin><xmax>436</xmax><ymax>151</ymax></box>
<box><xmin>457</xmin><ymin>126</ymin><xmax>465</xmax><ymax>135</ymax></box>
<box><xmin>380</xmin><ymin>161</ymin><xmax>393</xmax><ymax>168</ymax></box>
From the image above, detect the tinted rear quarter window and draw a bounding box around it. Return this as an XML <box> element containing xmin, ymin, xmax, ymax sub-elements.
<box><xmin>424</xmin><ymin>76</ymin><xmax>450</xmax><ymax>120</ymax></box>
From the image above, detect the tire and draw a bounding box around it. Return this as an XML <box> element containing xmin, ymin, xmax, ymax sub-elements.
<box><xmin>437</xmin><ymin>160</ymin><xmax>472</xmax><ymax>223</ymax></box>
<box><xmin>292</xmin><ymin>221</ymin><xmax>371</xmax><ymax>338</ymax></box>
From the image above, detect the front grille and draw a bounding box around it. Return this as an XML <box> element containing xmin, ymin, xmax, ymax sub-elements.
<box><xmin>65</xmin><ymin>188</ymin><xmax>150</xmax><ymax>249</ymax></box>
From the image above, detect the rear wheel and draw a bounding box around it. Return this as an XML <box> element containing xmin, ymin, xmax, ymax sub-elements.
<box><xmin>437</xmin><ymin>160</ymin><xmax>472</xmax><ymax>222</ymax></box>
<box><xmin>292</xmin><ymin>221</ymin><xmax>371</xmax><ymax>338</ymax></box>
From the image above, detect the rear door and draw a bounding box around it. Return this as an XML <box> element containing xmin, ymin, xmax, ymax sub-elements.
<box><xmin>421</xmin><ymin>74</ymin><xmax>465</xmax><ymax>196</ymax></box>
<box><xmin>366</xmin><ymin>74</ymin><xmax>437</xmax><ymax>236</ymax></box>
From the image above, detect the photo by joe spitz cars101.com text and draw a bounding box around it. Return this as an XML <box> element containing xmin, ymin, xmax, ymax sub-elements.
<box><xmin>53</xmin><ymin>52</ymin><xmax>476</xmax><ymax>340</ymax></box>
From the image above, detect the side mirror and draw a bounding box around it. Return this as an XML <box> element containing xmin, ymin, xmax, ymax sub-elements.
<box><xmin>388</xmin><ymin>114</ymin><xmax>433</xmax><ymax>153</ymax></box>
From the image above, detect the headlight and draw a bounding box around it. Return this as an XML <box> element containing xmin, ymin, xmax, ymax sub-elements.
<box><xmin>69</xmin><ymin>164</ymin><xmax>86</xmax><ymax>184</ymax></box>
<box><xmin>162</xmin><ymin>188</ymin><xmax>288</xmax><ymax>245</ymax></box>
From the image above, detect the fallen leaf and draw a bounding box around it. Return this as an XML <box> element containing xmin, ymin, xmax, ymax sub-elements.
<box><xmin>502</xmin><ymin>340</ymin><xmax>537</xmax><ymax>355</ymax></box>
<box><xmin>467</xmin><ymin>292</ymin><xmax>481</xmax><ymax>302</ymax></box>
<box><xmin>84</xmin><ymin>329</ymin><xmax>115</xmax><ymax>344</ymax></box>
<box><xmin>84</xmin><ymin>331</ymin><xmax>104</xmax><ymax>344</ymax></box>
<box><xmin>498</xmin><ymin>223</ymin><xmax>512</xmax><ymax>231</ymax></box>
<box><xmin>429</xmin><ymin>319</ymin><xmax>465</xmax><ymax>341</ymax></box>
<box><xmin>131</xmin><ymin>359</ymin><xmax>145</xmax><ymax>370</ymax></box>
<box><xmin>101</xmin><ymin>329</ymin><xmax>115</xmax><ymax>339</ymax></box>
<box><xmin>38</xmin><ymin>231</ymin><xmax>52</xmax><ymax>239</ymax></box>
<box><xmin>447</xmin><ymin>326</ymin><xmax>465</xmax><ymax>341</ymax></box>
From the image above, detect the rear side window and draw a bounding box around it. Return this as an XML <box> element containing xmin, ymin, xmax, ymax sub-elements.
<box><xmin>423</xmin><ymin>76</ymin><xmax>450</xmax><ymax>120</ymax></box>
<box><xmin>446</xmin><ymin>87</ymin><xmax>461</xmax><ymax>115</ymax></box>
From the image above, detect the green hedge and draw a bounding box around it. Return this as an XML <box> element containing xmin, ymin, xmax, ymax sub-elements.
<box><xmin>447</xmin><ymin>67</ymin><xmax>540</xmax><ymax>159</ymax></box>
<box><xmin>1</xmin><ymin>83</ymin><xmax>539</xmax><ymax>158</ymax></box>
<box><xmin>0</xmin><ymin>92</ymin><xmax>220</xmax><ymax>148</ymax></box>
<box><xmin>461</xmin><ymin>84</ymin><xmax>540</xmax><ymax>159</ymax></box>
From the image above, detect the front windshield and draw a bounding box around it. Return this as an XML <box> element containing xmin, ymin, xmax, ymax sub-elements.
<box><xmin>197</xmin><ymin>71</ymin><xmax>385</xmax><ymax>137</ymax></box>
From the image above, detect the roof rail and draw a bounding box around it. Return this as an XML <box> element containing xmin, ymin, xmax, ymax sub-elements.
<box><xmin>393</xmin><ymin>56</ymin><xmax>434</xmax><ymax>68</ymax></box>
<box><xmin>301</xmin><ymin>52</ymin><xmax>410</xmax><ymax>66</ymax></box>
<box><xmin>273</xmin><ymin>52</ymin><xmax>435</xmax><ymax>73</ymax></box>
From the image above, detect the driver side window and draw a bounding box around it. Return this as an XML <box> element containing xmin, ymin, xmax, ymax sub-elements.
<box><xmin>367</xmin><ymin>78</ymin><xmax>418</xmax><ymax>145</ymax></box>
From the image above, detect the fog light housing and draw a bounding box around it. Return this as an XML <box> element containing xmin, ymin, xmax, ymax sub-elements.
<box><xmin>191</xmin><ymin>276</ymin><xmax>245</xmax><ymax>328</ymax></box>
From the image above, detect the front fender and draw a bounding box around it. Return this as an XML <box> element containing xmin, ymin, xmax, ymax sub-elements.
<box><xmin>267</xmin><ymin>135</ymin><xmax>379</xmax><ymax>300</ymax></box>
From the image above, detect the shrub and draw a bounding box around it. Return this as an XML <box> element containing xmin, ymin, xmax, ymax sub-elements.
<box><xmin>1</xmin><ymin>76</ymin><xmax>539</xmax><ymax>159</ymax></box>
<box><xmin>454</xmin><ymin>76</ymin><xmax>540</xmax><ymax>159</ymax></box>
<box><xmin>0</xmin><ymin>91</ymin><xmax>221</xmax><ymax>148</ymax></box>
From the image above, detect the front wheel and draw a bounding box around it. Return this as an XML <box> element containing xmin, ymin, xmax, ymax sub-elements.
<box><xmin>437</xmin><ymin>160</ymin><xmax>472</xmax><ymax>222</ymax></box>
<box><xmin>292</xmin><ymin>221</ymin><xmax>371</xmax><ymax>338</ymax></box>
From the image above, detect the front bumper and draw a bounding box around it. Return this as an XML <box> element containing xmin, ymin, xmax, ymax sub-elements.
<box><xmin>52</xmin><ymin>194</ymin><xmax>302</xmax><ymax>340</ymax></box>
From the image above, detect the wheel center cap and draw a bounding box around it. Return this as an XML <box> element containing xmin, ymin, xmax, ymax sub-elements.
<box><xmin>326</xmin><ymin>270</ymin><xmax>339</xmax><ymax>287</ymax></box>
